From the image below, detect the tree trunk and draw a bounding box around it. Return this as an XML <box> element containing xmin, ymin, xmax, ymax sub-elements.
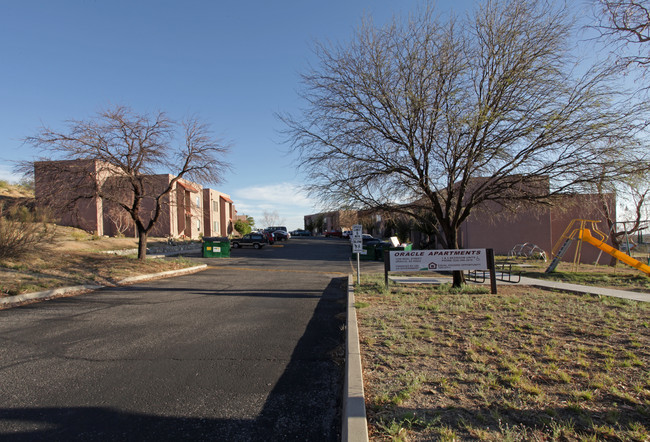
<box><xmin>452</xmin><ymin>270</ymin><xmax>466</xmax><ymax>288</ymax></box>
<box><xmin>608</xmin><ymin>232</ymin><xmax>620</xmax><ymax>267</ymax></box>
<box><xmin>441</xmin><ymin>222</ymin><xmax>466</xmax><ymax>288</ymax></box>
<box><xmin>137</xmin><ymin>227</ymin><xmax>148</xmax><ymax>260</ymax></box>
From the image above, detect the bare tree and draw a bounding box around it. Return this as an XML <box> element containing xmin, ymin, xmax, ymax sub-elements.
<box><xmin>596</xmin><ymin>0</ymin><xmax>650</xmax><ymax>68</ymax></box>
<box><xmin>338</xmin><ymin>209</ymin><xmax>359</xmax><ymax>231</ymax></box>
<box><xmin>595</xmin><ymin>169</ymin><xmax>650</xmax><ymax>263</ymax></box>
<box><xmin>105</xmin><ymin>205</ymin><xmax>134</xmax><ymax>237</ymax></box>
<box><xmin>312</xmin><ymin>214</ymin><xmax>325</xmax><ymax>234</ymax></box>
<box><xmin>25</xmin><ymin>105</ymin><xmax>230</xmax><ymax>259</ymax></box>
<box><xmin>259</xmin><ymin>210</ymin><xmax>286</xmax><ymax>229</ymax></box>
<box><xmin>283</xmin><ymin>0</ymin><xmax>645</xmax><ymax>286</ymax></box>
<box><xmin>592</xmin><ymin>1</ymin><xmax>650</xmax><ymax>257</ymax></box>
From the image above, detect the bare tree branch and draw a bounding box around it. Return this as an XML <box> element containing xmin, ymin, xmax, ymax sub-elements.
<box><xmin>25</xmin><ymin>105</ymin><xmax>231</xmax><ymax>259</ymax></box>
<box><xmin>282</xmin><ymin>0</ymin><xmax>648</xmax><ymax>286</ymax></box>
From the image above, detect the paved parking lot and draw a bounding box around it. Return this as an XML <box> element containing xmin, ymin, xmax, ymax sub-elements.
<box><xmin>0</xmin><ymin>238</ymin><xmax>371</xmax><ymax>441</ymax></box>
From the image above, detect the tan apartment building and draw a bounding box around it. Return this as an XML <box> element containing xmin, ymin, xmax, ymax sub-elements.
<box><xmin>35</xmin><ymin>159</ymin><xmax>110</xmax><ymax>235</ymax></box>
<box><xmin>34</xmin><ymin>159</ymin><xmax>209</xmax><ymax>240</ymax></box>
<box><xmin>202</xmin><ymin>188</ymin><xmax>236</xmax><ymax>237</ymax></box>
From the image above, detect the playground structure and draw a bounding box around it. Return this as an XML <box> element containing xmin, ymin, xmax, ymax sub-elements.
<box><xmin>545</xmin><ymin>219</ymin><xmax>650</xmax><ymax>275</ymax></box>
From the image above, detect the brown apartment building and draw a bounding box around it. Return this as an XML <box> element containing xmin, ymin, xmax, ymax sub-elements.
<box><xmin>458</xmin><ymin>193</ymin><xmax>614</xmax><ymax>263</ymax></box>
<box><xmin>305</xmin><ymin>178</ymin><xmax>614</xmax><ymax>264</ymax></box>
<box><xmin>34</xmin><ymin>159</ymin><xmax>236</xmax><ymax>240</ymax></box>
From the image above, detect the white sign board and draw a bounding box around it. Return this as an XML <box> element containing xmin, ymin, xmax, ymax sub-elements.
<box><xmin>352</xmin><ymin>224</ymin><xmax>363</xmax><ymax>253</ymax></box>
<box><xmin>388</xmin><ymin>249</ymin><xmax>488</xmax><ymax>272</ymax></box>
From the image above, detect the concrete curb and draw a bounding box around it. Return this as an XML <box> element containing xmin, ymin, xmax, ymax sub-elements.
<box><xmin>118</xmin><ymin>264</ymin><xmax>207</xmax><ymax>284</ymax></box>
<box><xmin>0</xmin><ymin>265</ymin><xmax>208</xmax><ymax>308</ymax></box>
<box><xmin>101</xmin><ymin>246</ymin><xmax>203</xmax><ymax>257</ymax></box>
<box><xmin>147</xmin><ymin>247</ymin><xmax>203</xmax><ymax>258</ymax></box>
<box><xmin>0</xmin><ymin>284</ymin><xmax>104</xmax><ymax>307</ymax></box>
<box><xmin>343</xmin><ymin>274</ymin><xmax>369</xmax><ymax>442</ymax></box>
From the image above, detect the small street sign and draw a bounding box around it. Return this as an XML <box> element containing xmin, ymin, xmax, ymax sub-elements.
<box><xmin>352</xmin><ymin>224</ymin><xmax>363</xmax><ymax>283</ymax></box>
<box><xmin>352</xmin><ymin>224</ymin><xmax>363</xmax><ymax>253</ymax></box>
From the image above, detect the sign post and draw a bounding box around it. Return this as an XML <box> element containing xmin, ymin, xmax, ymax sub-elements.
<box><xmin>352</xmin><ymin>224</ymin><xmax>363</xmax><ymax>284</ymax></box>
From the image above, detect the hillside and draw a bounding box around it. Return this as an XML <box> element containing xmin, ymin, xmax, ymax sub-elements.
<box><xmin>0</xmin><ymin>181</ymin><xmax>35</xmax><ymax>212</ymax></box>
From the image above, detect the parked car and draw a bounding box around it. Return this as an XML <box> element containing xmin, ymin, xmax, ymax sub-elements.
<box><xmin>361</xmin><ymin>234</ymin><xmax>381</xmax><ymax>245</ymax></box>
<box><xmin>290</xmin><ymin>229</ymin><xmax>311</xmax><ymax>237</ymax></box>
<box><xmin>259</xmin><ymin>230</ymin><xmax>274</xmax><ymax>245</ymax></box>
<box><xmin>324</xmin><ymin>230</ymin><xmax>343</xmax><ymax>238</ymax></box>
<box><xmin>231</xmin><ymin>233</ymin><xmax>266</xmax><ymax>249</ymax></box>
<box><xmin>342</xmin><ymin>230</ymin><xmax>352</xmax><ymax>238</ymax></box>
<box><xmin>266</xmin><ymin>226</ymin><xmax>288</xmax><ymax>234</ymax></box>
<box><xmin>273</xmin><ymin>230</ymin><xmax>291</xmax><ymax>241</ymax></box>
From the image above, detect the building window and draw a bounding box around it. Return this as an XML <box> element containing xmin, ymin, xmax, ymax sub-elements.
<box><xmin>196</xmin><ymin>196</ymin><xmax>201</xmax><ymax>207</ymax></box>
<box><xmin>213</xmin><ymin>201</ymin><xmax>219</xmax><ymax>212</ymax></box>
<box><xmin>197</xmin><ymin>219</ymin><xmax>201</xmax><ymax>230</ymax></box>
<box><xmin>213</xmin><ymin>221</ymin><xmax>219</xmax><ymax>232</ymax></box>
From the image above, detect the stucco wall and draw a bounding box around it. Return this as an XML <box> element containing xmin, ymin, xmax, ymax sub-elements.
<box><xmin>35</xmin><ymin>160</ymin><xmax>206</xmax><ymax>240</ymax></box>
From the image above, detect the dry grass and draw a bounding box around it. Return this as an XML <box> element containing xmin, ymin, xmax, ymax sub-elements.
<box><xmin>355</xmin><ymin>274</ymin><xmax>650</xmax><ymax>441</ymax></box>
<box><xmin>1</xmin><ymin>183</ymin><xmax>198</xmax><ymax>299</ymax></box>
<box><xmin>0</xmin><ymin>225</ymin><xmax>197</xmax><ymax>298</ymax></box>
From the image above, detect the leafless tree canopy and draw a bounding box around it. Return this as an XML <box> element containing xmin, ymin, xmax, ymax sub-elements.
<box><xmin>259</xmin><ymin>210</ymin><xmax>286</xmax><ymax>229</ymax></box>
<box><xmin>25</xmin><ymin>105</ymin><xmax>231</xmax><ymax>259</ymax></box>
<box><xmin>590</xmin><ymin>1</ymin><xmax>650</xmax><ymax>260</ymax></box>
<box><xmin>596</xmin><ymin>0</ymin><xmax>650</xmax><ymax>67</ymax></box>
<box><xmin>284</xmin><ymin>0</ymin><xmax>645</xmax><ymax>252</ymax></box>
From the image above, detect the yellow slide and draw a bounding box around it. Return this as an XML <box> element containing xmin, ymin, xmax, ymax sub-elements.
<box><xmin>580</xmin><ymin>229</ymin><xmax>650</xmax><ymax>275</ymax></box>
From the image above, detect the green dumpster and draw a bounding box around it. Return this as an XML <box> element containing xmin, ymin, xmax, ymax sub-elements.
<box><xmin>202</xmin><ymin>236</ymin><xmax>230</xmax><ymax>258</ymax></box>
<box><xmin>351</xmin><ymin>244</ymin><xmax>375</xmax><ymax>261</ymax></box>
<box><xmin>375</xmin><ymin>243</ymin><xmax>413</xmax><ymax>261</ymax></box>
<box><xmin>360</xmin><ymin>243</ymin><xmax>377</xmax><ymax>261</ymax></box>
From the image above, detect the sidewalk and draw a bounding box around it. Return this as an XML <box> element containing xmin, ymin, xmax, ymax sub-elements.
<box><xmin>518</xmin><ymin>276</ymin><xmax>650</xmax><ymax>303</ymax></box>
<box><xmin>389</xmin><ymin>275</ymin><xmax>650</xmax><ymax>303</ymax></box>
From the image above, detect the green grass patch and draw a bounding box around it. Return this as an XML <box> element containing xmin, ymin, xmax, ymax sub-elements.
<box><xmin>355</xmin><ymin>273</ymin><xmax>650</xmax><ymax>441</ymax></box>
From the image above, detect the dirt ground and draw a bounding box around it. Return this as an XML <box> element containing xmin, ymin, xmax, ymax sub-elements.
<box><xmin>0</xmin><ymin>225</ymin><xmax>198</xmax><ymax>298</ymax></box>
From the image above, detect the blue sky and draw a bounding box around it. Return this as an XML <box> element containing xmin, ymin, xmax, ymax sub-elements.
<box><xmin>1</xmin><ymin>0</ymin><xmax>583</xmax><ymax>230</ymax></box>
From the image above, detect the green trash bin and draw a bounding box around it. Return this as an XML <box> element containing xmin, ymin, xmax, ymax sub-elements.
<box><xmin>360</xmin><ymin>243</ymin><xmax>376</xmax><ymax>261</ymax></box>
<box><xmin>378</xmin><ymin>243</ymin><xmax>413</xmax><ymax>261</ymax></box>
<box><xmin>390</xmin><ymin>244</ymin><xmax>413</xmax><ymax>252</ymax></box>
<box><xmin>351</xmin><ymin>244</ymin><xmax>375</xmax><ymax>260</ymax></box>
<box><xmin>203</xmin><ymin>237</ymin><xmax>230</xmax><ymax>258</ymax></box>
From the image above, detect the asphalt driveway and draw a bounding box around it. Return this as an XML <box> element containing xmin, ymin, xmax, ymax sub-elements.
<box><xmin>0</xmin><ymin>238</ymin><xmax>370</xmax><ymax>441</ymax></box>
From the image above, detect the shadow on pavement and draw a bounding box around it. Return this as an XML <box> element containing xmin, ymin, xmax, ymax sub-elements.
<box><xmin>0</xmin><ymin>278</ymin><xmax>347</xmax><ymax>441</ymax></box>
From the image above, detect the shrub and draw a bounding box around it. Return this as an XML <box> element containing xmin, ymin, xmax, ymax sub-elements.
<box><xmin>234</xmin><ymin>219</ymin><xmax>252</xmax><ymax>236</ymax></box>
<box><xmin>0</xmin><ymin>206</ymin><xmax>55</xmax><ymax>259</ymax></box>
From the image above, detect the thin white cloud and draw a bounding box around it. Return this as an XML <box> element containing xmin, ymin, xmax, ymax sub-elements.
<box><xmin>231</xmin><ymin>182</ymin><xmax>317</xmax><ymax>230</ymax></box>
<box><xmin>233</xmin><ymin>183</ymin><xmax>312</xmax><ymax>207</ymax></box>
